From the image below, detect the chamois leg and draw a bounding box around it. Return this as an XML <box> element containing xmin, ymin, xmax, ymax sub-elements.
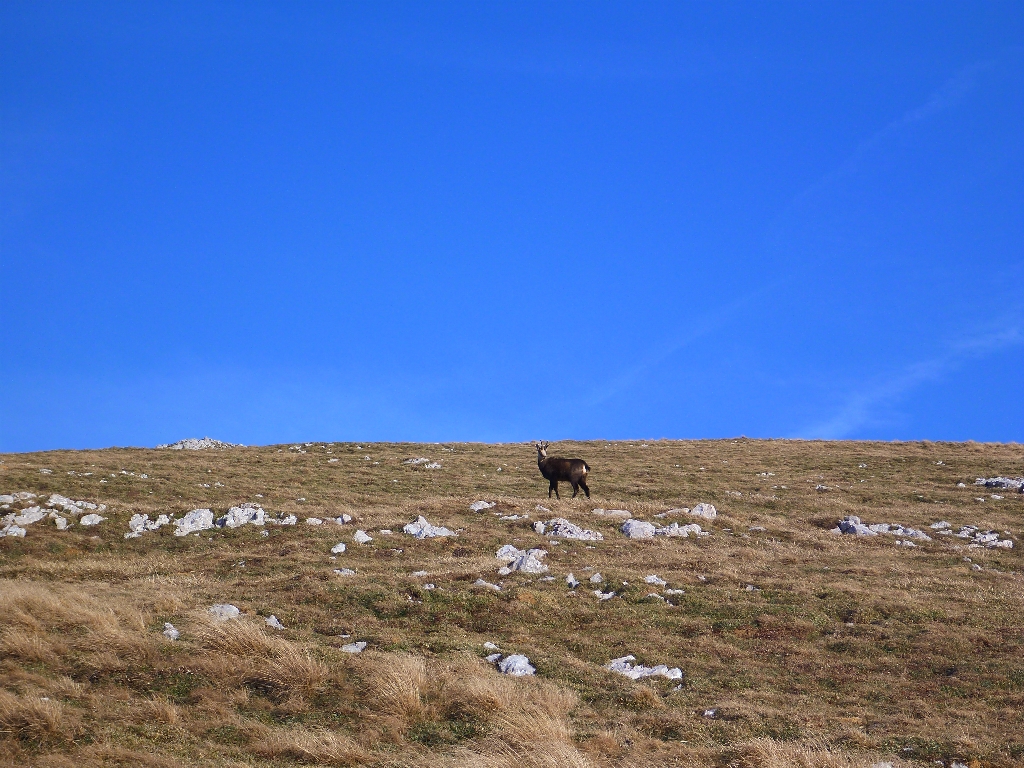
<box><xmin>579</xmin><ymin>479</ymin><xmax>590</xmax><ymax>498</ymax></box>
<box><xmin>571</xmin><ymin>481</ymin><xmax>579</xmax><ymax>498</ymax></box>
<box><xmin>549</xmin><ymin>480</ymin><xmax>560</xmax><ymax>499</ymax></box>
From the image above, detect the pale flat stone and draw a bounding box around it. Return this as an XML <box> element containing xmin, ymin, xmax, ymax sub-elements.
<box><xmin>209</xmin><ymin>604</ymin><xmax>240</xmax><ymax>621</ymax></box>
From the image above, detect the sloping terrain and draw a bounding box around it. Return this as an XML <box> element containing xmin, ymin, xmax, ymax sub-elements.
<box><xmin>1</xmin><ymin>439</ymin><xmax>1022</xmax><ymax>768</ymax></box>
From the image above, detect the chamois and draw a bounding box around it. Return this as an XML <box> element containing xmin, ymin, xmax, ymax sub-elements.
<box><xmin>535</xmin><ymin>441</ymin><xmax>591</xmax><ymax>499</ymax></box>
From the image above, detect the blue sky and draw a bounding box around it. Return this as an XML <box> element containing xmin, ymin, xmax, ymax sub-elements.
<box><xmin>1</xmin><ymin>2</ymin><xmax>1022</xmax><ymax>451</ymax></box>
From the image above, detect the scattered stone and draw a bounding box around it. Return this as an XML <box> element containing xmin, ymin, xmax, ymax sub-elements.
<box><xmin>403</xmin><ymin>515</ymin><xmax>456</xmax><ymax>539</ymax></box>
<box><xmin>496</xmin><ymin>546</ymin><xmax>548</xmax><ymax>575</ymax></box>
<box><xmin>497</xmin><ymin>654</ymin><xmax>535</xmax><ymax>676</ymax></box>
<box><xmin>80</xmin><ymin>513</ymin><xmax>106</xmax><ymax>526</ymax></box>
<box><xmin>593</xmin><ymin>590</ymin><xmax>615</xmax><ymax>600</ymax></box>
<box><xmin>957</xmin><ymin>482</ymin><xmax>967</xmax><ymax>488</ymax></box>
<box><xmin>622</xmin><ymin>520</ymin><xmax>656</xmax><ymax>539</ymax></box>
<box><xmin>470</xmin><ymin>501</ymin><xmax>495</xmax><ymax>512</ymax></box>
<box><xmin>473</xmin><ymin>578</ymin><xmax>502</xmax><ymax>591</ymax></box>
<box><xmin>341</xmin><ymin>641</ymin><xmax>367</xmax><ymax>653</ymax></box>
<box><xmin>665</xmin><ymin>588</ymin><xmax>685</xmax><ymax>595</ymax></box>
<box><xmin>834</xmin><ymin>516</ymin><xmax>931</xmax><ymax>540</ymax></box>
<box><xmin>485</xmin><ymin>652</ymin><xmax>502</xmax><ymax>662</ymax></box>
<box><xmin>52</xmin><ymin>515</ymin><xmax>69</xmax><ymax>530</ymax></box>
<box><xmin>13</xmin><ymin>507</ymin><xmax>46</xmax><ymax>526</ymax></box>
<box><xmin>265</xmin><ymin>615</ymin><xmax>285</xmax><ymax>630</ymax></box>
<box><xmin>703</xmin><ymin>708</ymin><xmax>718</xmax><ymax>718</ymax></box>
<box><xmin>533</xmin><ymin>521</ymin><xmax>546</xmax><ymax>534</ymax></box>
<box><xmin>537</xmin><ymin>518</ymin><xmax>602</xmax><ymax>541</ymax></box>
<box><xmin>655</xmin><ymin>522</ymin><xmax>706</xmax><ymax>538</ymax></box>
<box><xmin>535</xmin><ymin>505</ymin><xmax>550</xmax><ymax>513</ymax></box>
<box><xmin>412</xmin><ymin>570</ymin><xmax>429</xmax><ymax>577</ymax></box>
<box><xmin>931</xmin><ymin>521</ymin><xmax>952</xmax><ymax>530</ymax></box>
<box><xmin>423</xmin><ymin>462</ymin><xmax>442</xmax><ymax>469</ymax></box>
<box><xmin>644</xmin><ymin>575</ymin><xmax>667</xmax><ymax>587</ymax></box>
<box><xmin>305</xmin><ymin>518</ymin><xmax>323</xmax><ymax>526</ymax></box>
<box><xmin>125</xmin><ymin>513</ymin><xmax>171</xmax><ymax>538</ymax></box>
<box><xmin>749</xmin><ymin>525</ymin><xmax>766</xmax><ymax>532</ymax></box>
<box><xmin>566</xmin><ymin>573</ymin><xmax>580</xmax><ymax>588</ymax></box>
<box><xmin>403</xmin><ymin>457</ymin><xmax>430</xmax><ymax>465</ymax></box>
<box><xmin>606</xmin><ymin>654</ymin><xmax>682</xmax><ymax>681</ymax></box>
<box><xmin>333</xmin><ymin>568</ymin><xmax>357</xmax><ymax>576</ymax></box>
<box><xmin>689</xmin><ymin>503</ymin><xmax>717</xmax><ymax>521</ymax></box>
<box><xmin>158</xmin><ymin>437</ymin><xmax>240</xmax><ymax>450</ymax></box>
<box><xmin>162</xmin><ymin>623</ymin><xmax>180</xmax><ymax>641</ymax></box>
<box><xmin>331</xmin><ymin>543</ymin><xmax>347</xmax><ymax>554</ymax></box>
<box><xmin>975</xmin><ymin>476</ymin><xmax>1024</xmax><ymax>491</ymax></box>
<box><xmin>209</xmin><ymin>604</ymin><xmax>240</xmax><ymax>621</ymax></box>
<box><xmin>175</xmin><ymin>509</ymin><xmax>215</xmax><ymax>536</ymax></box>
<box><xmin>216</xmin><ymin>504</ymin><xmax>267</xmax><ymax>528</ymax></box>
<box><xmin>895</xmin><ymin>540</ymin><xmax>917</xmax><ymax>548</ymax></box>
<box><xmin>0</xmin><ymin>525</ymin><xmax>26</xmax><ymax>538</ymax></box>
<box><xmin>592</xmin><ymin>508</ymin><xmax>631</xmax><ymax>519</ymax></box>
<box><xmin>483</xmin><ymin>641</ymin><xmax>500</xmax><ymax>650</ymax></box>
<box><xmin>353</xmin><ymin>530</ymin><xmax>373</xmax><ymax>544</ymax></box>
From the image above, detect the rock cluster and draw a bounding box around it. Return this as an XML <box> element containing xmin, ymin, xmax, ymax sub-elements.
<box><xmin>496</xmin><ymin>544</ymin><xmax>548</xmax><ymax>574</ymax></box>
<box><xmin>931</xmin><ymin>521</ymin><xmax>1014</xmax><ymax>549</ymax></box>
<box><xmin>403</xmin><ymin>515</ymin><xmax>456</xmax><ymax>539</ymax></box>
<box><xmin>157</xmin><ymin>437</ymin><xmax>240</xmax><ymax>450</ymax></box>
<box><xmin>833</xmin><ymin>516</ymin><xmax>932</xmax><ymax>540</ymax></box>
<box><xmin>975</xmin><ymin>476</ymin><xmax>1023</xmax><ymax>491</ymax></box>
<box><xmin>2</xmin><ymin>492</ymin><xmax>108</xmax><ymax>537</ymax></box>
<box><xmin>533</xmin><ymin>518</ymin><xmax>603</xmax><ymax>541</ymax></box>
<box><xmin>621</xmin><ymin>519</ymin><xmax>706</xmax><ymax>539</ymax></box>
<box><xmin>605</xmin><ymin>654</ymin><xmax>683</xmax><ymax>681</ymax></box>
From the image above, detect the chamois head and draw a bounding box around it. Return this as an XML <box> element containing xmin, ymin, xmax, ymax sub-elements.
<box><xmin>534</xmin><ymin>441</ymin><xmax>549</xmax><ymax>458</ymax></box>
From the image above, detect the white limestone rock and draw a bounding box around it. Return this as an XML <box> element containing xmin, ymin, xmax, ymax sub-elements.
<box><xmin>80</xmin><ymin>513</ymin><xmax>106</xmax><ymax>526</ymax></box>
<box><xmin>622</xmin><ymin>520</ymin><xmax>656</xmax><ymax>539</ymax></box>
<box><xmin>606</xmin><ymin>654</ymin><xmax>682</xmax><ymax>681</ymax></box>
<box><xmin>265</xmin><ymin>615</ymin><xmax>285</xmax><ymax>630</ymax></box>
<box><xmin>163</xmin><ymin>623</ymin><xmax>180</xmax><ymax>641</ymax></box>
<box><xmin>689</xmin><ymin>503</ymin><xmax>717</xmax><ymax>521</ymax></box>
<box><xmin>403</xmin><ymin>515</ymin><xmax>456</xmax><ymax>539</ymax></box>
<box><xmin>158</xmin><ymin>437</ymin><xmax>240</xmax><ymax>450</ymax></box>
<box><xmin>497</xmin><ymin>654</ymin><xmax>535</xmax><ymax>676</ymax></box>
<box><xmin>341</xmin><ymin>641</ymin><xmax>367</xmax><ymax>653</ymax></box>
<box><xmin>175</xmin><ymin>508</ymin><xmax>215</xmax><ymax>536</ymax></box>
<box><xmin>656</xmin><ymin>522</ymin><xmax>705</xmax><ymax>538</ymax></box>
<box><xmin>470</xmin><ymin>500</ymin><xmax>495</xmax><ymax>512</ymax></box>
<box><xmin>14</xmin><ymin>507</ymin><xmax>46</xmax><ymax>525</ymax></box>
<box><xmin>331</xmin><ymin>542</ymin><xmax>347</xmax><ymax>554</ymax></box>
<box><xmin>353</xmin><ymin>529</ymin><xmax>373</xmax><ymax>544</ymax></box>
<box><xmin>541</xmin><ymin>518</ymin><xmax>603</xmax><ymax>541</ymax></box>
<box><xmin>218</xmin><ymin>504</ymin><xmax>267</xmax><ymax>528</ymax></box>
<box><xmin>209</xmin><ymin>604</ymin><xmax>240</xmax><ymax>621</ymax></box>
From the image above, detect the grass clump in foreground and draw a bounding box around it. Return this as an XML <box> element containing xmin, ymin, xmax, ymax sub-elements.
<box><xmin>0</xmin><ymin>438</ymin><xmax>1022</xmax><ymax>767</ymax></box>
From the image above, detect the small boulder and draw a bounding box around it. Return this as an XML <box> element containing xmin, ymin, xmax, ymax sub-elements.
<box><xmin>622</xmin><ymin>520</ymin><xmax>656</xmax><ymax>539</ymax></box>
<box><xmin>209</xmin><ymin>604</ymin><xmax>240</xmax><ymax>621</ymax></box>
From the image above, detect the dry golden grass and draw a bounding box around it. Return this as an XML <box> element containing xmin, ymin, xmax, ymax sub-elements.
<box><xmin>0</xmin><ymin>438</ymin><xmax>1022</xmax><ymax>767</ymax></box>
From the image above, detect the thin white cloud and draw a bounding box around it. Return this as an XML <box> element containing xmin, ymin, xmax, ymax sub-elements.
<box><xmin>800</xmin><ymin>320</ymin><xmax>1023</xmax><ymax>439</ymax></box>
<box><xmin>583</xmin><ymin>281</ymin><xmax>782</xmax><ymax>407</ymax></box>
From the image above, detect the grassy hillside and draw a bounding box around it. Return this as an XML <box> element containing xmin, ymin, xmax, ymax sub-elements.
<box><xmin>1</xmin><ymin>439</ymin><xmax>1022</xmax><ymax>768</ymax></box>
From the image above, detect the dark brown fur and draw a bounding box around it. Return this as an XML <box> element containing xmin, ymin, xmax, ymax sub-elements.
<box><xmin>535</xmin><ymin>441</ymin><xmax>591</xmax><ymax>499</ymax></box>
